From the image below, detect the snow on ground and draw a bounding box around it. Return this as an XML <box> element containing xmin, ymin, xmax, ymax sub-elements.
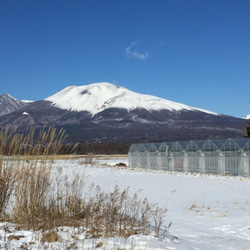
<box><xmin>1</xmin><ymin>155</ymin><xmax>250</xmax><ymax>249</ymax></box>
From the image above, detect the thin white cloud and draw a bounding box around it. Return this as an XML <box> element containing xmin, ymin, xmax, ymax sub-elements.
<box><xmin>125</xmin><ymin>42</ymin><xmax>149</xmax><ymax>60</ymax></box>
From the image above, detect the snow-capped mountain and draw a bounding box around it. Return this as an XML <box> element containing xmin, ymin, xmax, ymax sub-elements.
<box><xmin>243</xmin><ymin>114</ymin><xmax>250</xmax><ymax>120</ymax></box>
<box><xmin>0</xmin><ymin>82</ymin><xmax>246</xmax><ymax>144</ymax></box>
<box><xmin>0</xmin><ymin>94</ymin><xmax>26</xmax><ymax>116</ymax></box>
<box><xmin>45</xmin><ymin>82</ymin><xmax>218</xmax><ymax>115</ymax></box>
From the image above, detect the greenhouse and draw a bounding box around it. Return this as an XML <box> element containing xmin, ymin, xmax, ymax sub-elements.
<box><xmin>128</xmin><ymin>138</ymin><xmax>250</xmax><ymax>177</ymax></box>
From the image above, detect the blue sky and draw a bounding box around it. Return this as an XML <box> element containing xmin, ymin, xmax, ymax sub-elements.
<box><xmin>0</xmin><ymin>0</ymin><xmax>249</xmax><ymax>118</ymax></box>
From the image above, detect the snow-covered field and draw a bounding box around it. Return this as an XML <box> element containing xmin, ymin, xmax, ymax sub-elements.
<box><xmin>1</xmin><ymin>155</ymin><xmax>250</xmax><ymax>249</ymax></box>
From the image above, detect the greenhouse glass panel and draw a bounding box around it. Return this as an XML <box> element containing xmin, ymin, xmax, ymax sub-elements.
<box><xmin>212</xmin><ymin>139</ymin><xmax>227</xmax><ymax>149</ymax></box>
<box><xmin>185</xmin><ymin>140</ymin><xmax>200</xmax><ymax>152</ymax></box>
<box><xmin>128</xmin><ymin>138</ymin><xmax>250</xmax><ymax>177</ymax></box>
<box><xmin>147</xmin><ymin>143</ymin><xmax>158</xmax><ymax>170</ymax></box>
<box><xmin>242</xmin><ymin>140</ymin><xmax>250</xmax><ymax>152</ymax></box>
<box><xmin>170</xmin><ymin>151</ymin><xmax>184</xmax><ymax>172</ymax></box>
<box><xmin>220</xmin><ymin>139</ymin><xmax>241</xmax><ymax>176</ymax></box>
<box><xmin>201</xmin><ymin>139</ymin><xmax>219</xmax><ymax>174</ymax></box>
<box><xmin>185</xmin><ymin>141</ymin><xmax>201</xmax><ymax>173</ymax></box>
<box><xmin>138</xmin><ymin>144</ymin><xmax>148</xmax><ymax>169</ymax></box>
<box><xmin>128</xmin><ymin>144</ymin><xmax>140</xmax><ymax>169</ymax></box>
<box><xmin>171</xmin><ymin>141</ymin><xmax>184</xmax><ymax>152</ymax></box>
<box><xmin>158</xmin><ymin>142</ymin><xmax>170</xmax><ymax>170</ymax></box>
<box><xmin>202</xmin><ymin>139</ymin><xmax>219</xmax><ymax>152</ymax></box>
<box><xmin>177</xmin><ymin>141</ymin><xmax>189</xmax><ymax>150</ymax></box>
<box><xmin>232</xmin><ymin>138</ymin><xmax>250</xmax><ymax>148</ymax></box>
<box><xmin>170</xmin><ymin>142</ymin><xmax>184</xmax><ymax>172</ymax></box>
<box><xmin>158</xmin><ymin>142</ymin><xmax>168</xmax><ymax>154</ymax></box>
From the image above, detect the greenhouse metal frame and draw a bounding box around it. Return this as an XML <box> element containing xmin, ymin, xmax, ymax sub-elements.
<box><xmin>128</xmin><ymin>138</ymin><xmax>250</xmax><ymax>177</ymax></box>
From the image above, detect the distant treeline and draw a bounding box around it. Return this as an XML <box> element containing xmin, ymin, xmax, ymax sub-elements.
<box><xmin>52</xmin><ymin>143</ymin><xmax>130</xmax><ymax>155</ymax></box>
<box><xmin>73</xmin><ymin>143</ymin><xmax>130</xmax><ymax>155</ymax></box>
<box><xmin>0</xmin><ymin>142</ymin><xmax>130</xmax><ymax>155</ymax></box>
<box><xmin>0</xmin><ymin>125</ymin><xmax>131</xmax><ymax>156</ymax></box>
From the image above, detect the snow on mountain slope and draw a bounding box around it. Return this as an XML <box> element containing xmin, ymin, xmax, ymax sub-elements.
<box><xmin>45</xmin><ymin>82</ymin><xmax>219</xmax><ymax>115</ymax></box>
<box><xmin>243</xmin><ymin>114</ymin><xmax>250</xmax><ymax>120</ymax></box>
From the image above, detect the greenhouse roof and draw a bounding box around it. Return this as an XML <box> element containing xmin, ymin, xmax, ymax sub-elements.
<box><xmin>129</xmin><ymin>138</ymin><xmax>250</xmax><ymax>153</ymax></box>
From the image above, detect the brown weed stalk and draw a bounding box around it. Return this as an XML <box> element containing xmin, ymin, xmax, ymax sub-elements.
<box><xmin>0</xmin><ymin>125</ymin><xmax>167</xmax><ymax>238</ymax></box>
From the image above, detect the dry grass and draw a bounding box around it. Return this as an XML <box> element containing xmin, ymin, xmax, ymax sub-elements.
<box><xmin>0</xmin><ymin>161</ymin><xmax>17</xmax><ymax>215</ymax></box>
<box><xmin>41</xmin><ymin>230</ymin><xmax>59</xmax><ymax>243</ymax></box>
<box><xmin>0</xmin><ymin>125</ymin><xmax>167</xmax><ymax>239</ymax></box>
<box><xmin>72</xmin><ymin>185</ymin><xmax>166</xmax><ymax>238</ymax></box>
<box><xmin>0</xmin><ymin>125</ymin><xmax>70</xmax><ymax>228</ymax></box>
<box><xmin>189</xmin><ymin>204</ymin><xmax>196</xmax><ymax>211</ymax></box>
<box><xmin>13</xmin><ymin>163</ymin><xmax>54</xmax><ymax>230</ymax></box>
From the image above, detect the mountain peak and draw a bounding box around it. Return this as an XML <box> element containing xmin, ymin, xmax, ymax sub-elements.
<box><xmin>0</xmin><ymin>93</ymin><xmax>25</xmax><ymax>116</ymax></box>
<box><xmin>45</xmin><ymin>82</ymin><xmax>218</xmax><ymax>116</ymax></box>
<box><xmin>0</xmin><ymin>93</ymin><xmax>13</xmax><ymax>99</ymax></box>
